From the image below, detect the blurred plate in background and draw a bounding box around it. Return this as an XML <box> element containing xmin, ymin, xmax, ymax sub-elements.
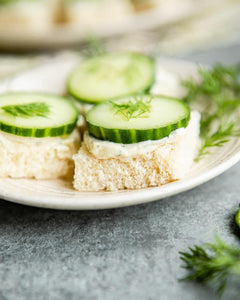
<box><xmin>0</xmin><ymin>0</ymin><xmax>225</xmax><ymax>51</ymax></box>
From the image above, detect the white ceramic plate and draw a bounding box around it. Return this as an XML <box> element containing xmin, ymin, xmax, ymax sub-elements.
<box><xmin>0</xmin><ymin>54</ymin><xmax>240</xmax><ymax>210</ymax></box>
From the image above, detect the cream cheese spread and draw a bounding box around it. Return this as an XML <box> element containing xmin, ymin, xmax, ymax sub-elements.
<box><xmin>85</xmin><ymin>111</ymin><xmax>200</xmax><ymax>159</ymax></box>
<box><xmin>0</xmin><ymin>128</ymin><xmax>80</xmax><ymax>151</ymax></box>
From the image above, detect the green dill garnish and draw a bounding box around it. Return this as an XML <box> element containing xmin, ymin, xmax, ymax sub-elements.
<box><xmin>110</xmin><ymin>95</ymin><xmax>152</xmax><ymax>121</ymax></box>
<box><xmin>182</xmin><ymin>63</ymin><xmax>240</xmax><ymax>161</ymax></box>
<box><xmin>2</xmin><ymin>102</ymin><xmax>50</xmax><ymax>118</ymax></box>
<box><xmin>182</xmin><ymin>63</ymin><xmax>240</xmax><ymax>105</ymax></box>
<box><xmin>180</xmin><ymin>234</ymin><xmax>240</xmax><ymax>296</ymax></box>
<box><xmin>197</xmin><ymin>120</ymin><xmax>240</xmax><ymax>161</ymax></box>
<box><xmin>81</xmin><ymin>35</ymin><xmax>106</xmax><ymax>58</ymax></box>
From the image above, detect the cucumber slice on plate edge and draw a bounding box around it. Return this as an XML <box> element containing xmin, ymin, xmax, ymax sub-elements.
<box><xmin>67</xmin><ymin>52</ymin><xmax>155</xmax><ymax>104</ymax></box>
<box><xmin>0</xmin><ymin>92</ymin><xmax>79</xmax><ymax>138</ymax></box>
<box><xmin>236</xmin><ymin>205</ymin><xmax>240</xmax><ymax>229</ymax></box>
<box><xmin>86</xmin><ymin>95</ymin><xmax>191</xmax><ymax>144</ymax></box>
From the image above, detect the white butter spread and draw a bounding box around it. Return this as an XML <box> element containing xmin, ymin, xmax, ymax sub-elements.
<box><xmin>85</xmin><ymin>111</ymin><xmax>200</xmax><ymax>159</ymax></box>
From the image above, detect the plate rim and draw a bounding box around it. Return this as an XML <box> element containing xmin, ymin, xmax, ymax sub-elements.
<box><xmin>1</xmin><ymin>139</ymin><xmax>240</xmax><ymax>210</ymax></box>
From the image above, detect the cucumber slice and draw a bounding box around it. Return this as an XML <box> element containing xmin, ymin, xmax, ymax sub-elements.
<box><xmin>67</xmin><ymin>52</ymin><xmax>155</xmax><ymax>103</ymax></box>
<box><xmin>0</xmin><ymin>93</ymin><xmax>79</xmax><ymax>137</ymax></box>
<box><xmin>236</xmin><ymin>205</ymin><xmax>240</xmax><ymax>229</ymax></box>
<box><xmin>86</xmin><ymin>95</ymin><xmax>190</xmax><ymax>144</ymax></box>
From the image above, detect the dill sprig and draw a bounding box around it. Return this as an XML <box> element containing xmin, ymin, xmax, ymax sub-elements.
<box><xmin>110</xmin><ymin>95</ymin><xmax>152</xmax><ymax>121</ymax></box>
<box><xmin>197</xmin><ymin>121</ymin><xmax>240</xmax><ymax>161</ymax></box>
<box><xmin>182</xmin><ymin>63</ymin><xmax>240</xmax><ymax>105</ymax></box>
<box><xmin>180</xmin><ymin>235</ymin><xmax>240</xmax><ymax>296</ymax></box>
<box><xmin>2</xmin><ymin>102</ymin><xmax>50</xmax><ymax>118</ymax></box>
<box><xmin>182</xmin><ymin>63</ymin><xmax>240</xmax><ymax>160</ymax></box>
<box><xmin>81</xmin><ymin>35</ymin><xmax>106</xmax><ymax>58</ymax></box>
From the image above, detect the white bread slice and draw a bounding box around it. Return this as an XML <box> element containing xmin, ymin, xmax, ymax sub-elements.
<box><xmin>73</xmin><ymin>111</ymin><xmax>200</xmax><ymax>191</ymax></box>
<box><xmin>0</xmin><ymin>0</ymin><xmax>53</xmax><ymax>30</ymax></box>
<box><xmin>66</xmin><ymin>0</ymin><xmax>133</xmax><ymax>28</ymax></box>
<box><xmin>0</xmin><ymin>129</ymin><xmax>80</xmax><ymax>179</ymax></box>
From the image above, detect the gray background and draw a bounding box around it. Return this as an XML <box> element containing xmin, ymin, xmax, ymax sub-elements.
<box><xmin>0</xmin><ymin>44</ymin><xmax>240</xmax><ymax>300</ymax></box>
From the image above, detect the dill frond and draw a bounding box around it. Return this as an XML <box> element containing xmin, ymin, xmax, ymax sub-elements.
<box><xmin>110</xmin><ymin>95</ymin><xmax>152</xmax><ymax>121</ymax></box>
<box><xmin>182</xmin><ymin>62</ymin><xmax>240</xmax><ymax>160</ymax></box>
<box><xmin>1</xmin><ymin>102</ymin><xmax>50</xmax><ymax>118</ymax></box>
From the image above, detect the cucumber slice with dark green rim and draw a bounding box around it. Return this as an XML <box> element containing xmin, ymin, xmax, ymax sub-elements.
<box><xmin>0</xmin><ymin>93</ymin><xmax>79</xmax><ymax>138</ymax></box>
<box><xmin>86</xmin><ymin>95</ymin><xmax>191</xmax><ymax>144</ymax></box>
<box><xmin>236</xmin><ymin>205</ymin><xmax>240</xmax><ymax>229</ymax></box>
<box><xmin>67</xmin><ymin>52</ymin><xmax>155</xmax><ymax>104</ymax></box>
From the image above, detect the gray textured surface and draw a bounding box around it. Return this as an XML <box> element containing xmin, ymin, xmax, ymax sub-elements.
<box><xmin>0</xmin><ymin>44</ymin><xmax>240</xmax><ymax>300</ymax></box>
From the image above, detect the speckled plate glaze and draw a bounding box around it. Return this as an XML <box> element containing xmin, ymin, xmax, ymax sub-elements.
<box><xmin>0</xmin><ymin>54</ymin><xmax>239</xmax><ymax>210</ymax></box>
